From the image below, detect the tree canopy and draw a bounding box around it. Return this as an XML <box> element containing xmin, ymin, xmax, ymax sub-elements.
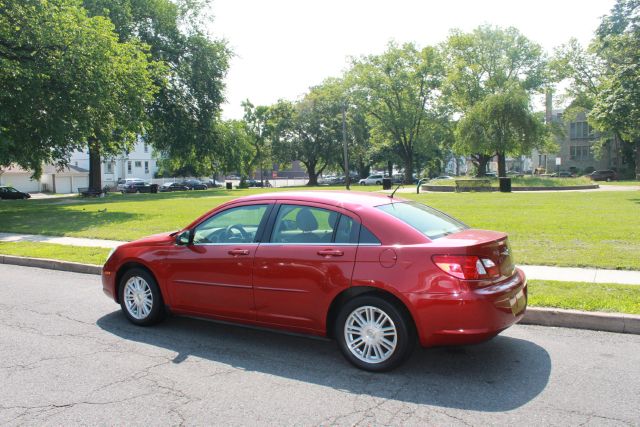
<box><xmin>445</xmin><ymin>25</ymin><xmax>548</xmax><ymax>176</ymax></box>
<box><xmin>0</xmin><ymin>0</ymin><xmax>158</xmax><ymax>179</ymax></box>
<box><xmin>348</xmin><ymin>42</ymin><xmax>447</xmax><ymax>183</ymax></box>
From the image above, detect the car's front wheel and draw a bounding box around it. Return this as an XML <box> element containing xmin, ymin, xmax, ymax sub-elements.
<box><xmin>119</xmin><ymin>268</ymin><xmax>165</xmax><ymax>326</ymax></box>
<box><xmin>336</xmin><ymin>295</ymin><xmax>415</xmax><ymax>372</ymax></box>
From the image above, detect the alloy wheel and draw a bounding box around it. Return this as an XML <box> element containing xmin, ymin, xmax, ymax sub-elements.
<box><xmin>344</xmin><ymin>305</ymin><xmax>397</xmax><ymax>364</ymax></box>
<box><xmin>123</xmin><ymin>276</ymin><xmax>153</xmax><ymax>320</ymax></box>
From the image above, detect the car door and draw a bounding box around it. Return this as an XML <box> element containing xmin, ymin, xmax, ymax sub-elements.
<box><xmin>253</xmin><ymin>202</ymin><xmax>359</xmax><ymax>332</ymax></box>
<box><xmin>164</xmin><ymin>202</ymin><xmax>272</xmax><ymax>321</ymax></box>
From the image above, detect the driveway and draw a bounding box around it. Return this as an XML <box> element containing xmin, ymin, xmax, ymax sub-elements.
<box><xmin>1</xmin><ymin>264</ymin><xmax>639</xmax><ymax>425</ymax></box>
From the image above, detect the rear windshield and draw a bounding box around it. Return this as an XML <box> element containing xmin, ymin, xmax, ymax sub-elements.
<box><xmin>377</xmin><ymin>201</ymin><xmax>468</xmax><ymax>240</ymax></box>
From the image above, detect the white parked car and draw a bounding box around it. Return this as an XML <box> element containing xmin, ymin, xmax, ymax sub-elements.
<box><xmin>358</xmin><ymin>174</ymin><xmax>385</xmax><ymax>186</ymax></box>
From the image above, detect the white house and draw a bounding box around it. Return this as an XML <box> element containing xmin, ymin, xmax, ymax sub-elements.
<box><xmin>69</xmin><ymin>139</ymin><xmax>160</xmax><ymax>187</ymax></box>
<box><xmin>0</xmin><ymin>164</ymin><xmax>89</xmax><ymax>193</ymax></box>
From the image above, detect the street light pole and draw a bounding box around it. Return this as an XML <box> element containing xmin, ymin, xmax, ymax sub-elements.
<box><xmin>342</xmin><ymin>102</ymin><xmax>350</xmax><ymax>190</ymax></box>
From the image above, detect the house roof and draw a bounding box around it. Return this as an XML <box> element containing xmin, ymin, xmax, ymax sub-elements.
<box><xmin>1</xmin><ymin>164</ymin><xmax>89</xmax><ymax>176</ymax></box>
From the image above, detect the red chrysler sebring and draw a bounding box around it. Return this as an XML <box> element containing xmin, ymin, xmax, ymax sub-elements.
<box><xmin>102</xmin><ymin>191</ymin><xmax>527</xmax><ymax>371</ymax></box>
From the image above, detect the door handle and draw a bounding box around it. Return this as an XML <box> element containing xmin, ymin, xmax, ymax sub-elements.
<box><xmin>317</xmin><ymin>249</ymin><xmax>344</xmax><ymax>257</ymax></box>
<box><xmin>228</xmin><ymin>249</ymin><xmax>250</xmax><ymax>256</ymax></box>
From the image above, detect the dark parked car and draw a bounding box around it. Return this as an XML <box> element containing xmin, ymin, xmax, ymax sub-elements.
<box><xmin>121</xmin><ymin>182</ymin><xmax>158</xmax><ymax>194</ymax></box>
<box><xmin>208</xmin><ymin>179</ymin><xmax>225</xmax><ymax>188</ymax></box>
<box><xmin>103</xmin><ymin>191</ymin><xmax>526</xmax><ymax>372</ymax></box>
<box><xmin>589</xmin><ymin>170</ymin><xmax>617</xmax><ymax>181</ymax></box>
<box><xmin>159</xmin><ymin>182</ymin><xmax>190</xmax><ymax>192</ymax></box>
<box><xmin>182</xmin><ymin>179</ymin><xmax>208</xmax><ymax>190</ymax></box>
<box><xmin>0</xmin><ymin>186</ymin><xmax>31</xmax><ymax>200</ymax></box>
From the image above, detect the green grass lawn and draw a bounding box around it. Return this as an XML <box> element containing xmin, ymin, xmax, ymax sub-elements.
<box><xmin>528</xmin><ymin>280</ymin><xmax>640</xmax><ymax>315</ymax></box>
<box><xmin>403</xmin><ymin>191</ymin><xmax>640</xmax><ymax>270</ymax></box>
<box><xmin>0</xmin><ymin>187</ymin><xmax>639</xmax><ymax>269</ymax></box>
<box><xmin>0</xmin><ymin>242</ymin><xmax>110</xmax><ymax>265</ymax></box>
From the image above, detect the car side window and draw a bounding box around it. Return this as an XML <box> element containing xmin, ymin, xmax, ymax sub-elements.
<box><xmin>334</xmin><ymin>215</ymin><xmax>358</xmax><ymax>244</ymax></box>
<box><xmin>271</xmin><ymin>205</ymin><xmax>335</xmax><ymax>244</ymax></box>
<box><xmin>359</xmin><ymin>225</ymin><xmax>381</xmax><ymax>245</ymax></box>
<box><xmin>193</xmin><ymin>204</ymin><xmax>268</xmax><ymax>245</ymax></box>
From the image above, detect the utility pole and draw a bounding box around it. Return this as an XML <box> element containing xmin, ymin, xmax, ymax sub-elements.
<box><xmin>342</xmin><ymin>102</ymin><xmax>350</xmax><ymax>190</ymax></box>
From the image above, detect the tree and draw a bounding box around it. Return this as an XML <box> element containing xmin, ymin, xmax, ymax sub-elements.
<box><xmin>591</xmin><ymin>0</ymin><xmax>640</xmax><ymax>179</ymax></box>
<box><xmin>242</xmin><ymin>100</ymin><xmax>273</xmax><ymax>183</ymax></box>
<box><xmin>456</xmin><ymin>88</ymin><xmax>550</xmax><ymax>177</ymax></box>
<box><xmin>349</xmin><ymin>42</ymin><xmax>447</xmax><ymax>183</ymax></box>
<box><xmin>272</xmin><ymin>82</ymin><xmax>344</xmax><ymax>186</ymax></box>
<box><xmin>0</xmin><ymin>0</ymin><xmax>157</xmax><ymax>183</ymax></box>
<box><xmin>83</xmin><ymin>0</ymin><xmax>231</xmax><ymax>177</ymax></box>
<box><xmin>444</xmin><ymin>25</ymin><xmax>547</xmax><ymax>176</ymax></box>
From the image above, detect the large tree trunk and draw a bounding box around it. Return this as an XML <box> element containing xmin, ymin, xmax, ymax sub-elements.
<box><xmin>497</xmin><ymin>152</ymin><xmax>506</xmax><ymax>178</ymax></box>
<box><xmin>387</xmin><ymin>160</ymin><xmax>393</xmax><ymax>178</ymax></box>
<box><xmin>357</xmin><ymin>161</ymin><xmax>370</xmax><ymax>180</ymax></box>
<box><xmin>88</xmin><ymin>141</ymin><xmax>102</xmax><ymax>190</ymax></box>
<box><xmin>475</xmin><ymin>154</ymin><xmax>491</xmax><ymax>177</ymax></box>
<box><xmin>305</xmin><ymin>161</ymin><xmax>318</xmax><ymax>186</ymax></box>
<box><xmin>402</xmin><ymin>154</ymin><xmax>413</xmax><ymax>184</ymax></box>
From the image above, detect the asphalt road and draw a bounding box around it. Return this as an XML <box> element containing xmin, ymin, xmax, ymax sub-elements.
<box><xmin>1</xmin><ymin>264</ymin><xmax>639</xmax><ymax>426</ymax></box>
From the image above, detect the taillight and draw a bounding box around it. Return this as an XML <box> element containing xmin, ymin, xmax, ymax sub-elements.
<box><xmin>432</xmin><ymin>255</ymin><xmax>500</xmax><ymax>280</ymax></box>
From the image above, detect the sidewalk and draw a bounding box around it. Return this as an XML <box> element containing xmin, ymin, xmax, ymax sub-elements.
<box><xmin>1</xmin><ymin>231</ymin><xmax>640</xmax><ymax>285</ymax></box>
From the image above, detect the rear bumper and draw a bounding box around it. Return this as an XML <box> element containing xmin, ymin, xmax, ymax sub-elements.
<box><xmin>407</xmin><ymin>268</ymin><xmax>527</xmax><ymax>347</ymax></box>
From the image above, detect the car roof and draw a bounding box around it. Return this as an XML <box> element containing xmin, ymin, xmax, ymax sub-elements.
<box><xmin>231</xmin><ymin>191</ymin><xmax>401</xmax><ymax>210</ymax></box>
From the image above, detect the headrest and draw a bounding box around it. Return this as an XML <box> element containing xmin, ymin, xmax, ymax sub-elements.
<box><xmin>296</xmin><ymin>208</ymin><xmax>318</xmax><ymax>232</ymax></box>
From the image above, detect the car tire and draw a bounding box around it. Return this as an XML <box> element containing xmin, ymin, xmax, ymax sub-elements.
<box><xmin>118</xmin><ymin>268</ymin><xmax>166</xmax><ymax>326</ymax></box>
<box><xmin>336</xmin><ymin>295</ymin><xmax>416</xmax><ymax>372</ymax></box>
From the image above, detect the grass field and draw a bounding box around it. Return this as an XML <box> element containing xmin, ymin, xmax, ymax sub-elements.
<box><xmin>528</xmin><ymin>280</ymin><xmax>640</xmax><ymax>315</ymax></box>
<box><xmin>0</xmin><ymin>187</ymin><xmax>639</xmax><ymax>269</ymax></box>
<box><xmin>0</xmin><ymin>242</ymin><xmax>110</xmax><ymax>265</ymax></box>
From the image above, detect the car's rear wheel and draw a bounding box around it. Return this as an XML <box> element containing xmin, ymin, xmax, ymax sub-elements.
<box><xmin>119</xmin><ymin>268</ymin><xmax>165</xmax><ymax>326</ymax></box>
<box><xmin>336</xmin><ymin>295</ymin><xmax>415</xmax><ymax>372</ymax></box>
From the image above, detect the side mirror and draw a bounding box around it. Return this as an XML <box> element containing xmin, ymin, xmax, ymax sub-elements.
<box><xmin>176</xmin><ymin>230</ymin><xmax>191</xmax><ymax>246</ymax></box>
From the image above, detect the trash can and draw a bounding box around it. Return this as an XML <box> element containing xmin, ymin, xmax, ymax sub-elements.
<box><xmin>382</xmin><ymin>177</ymin><xmax>392</xmax><ymax>190</ymax></box>
<box><xmin>499</xmin><ymin>177</ymin><xmax>512</xmax><ymax>193</ymax></box>
<box><xmin>150</xmin><ymin>184</ymin><xmax>158</xmax><ymax>194</ymax></box>
<box><xmin>225</xmin><ymin>182</ymin><xmax>232</xmax><ymax>190</ymax></box>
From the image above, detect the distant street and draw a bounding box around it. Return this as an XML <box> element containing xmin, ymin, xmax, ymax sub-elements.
<box><xmin>1</xmin><ymin>264</ymin><xmax>638</xmax><ymax>425</ymax></box>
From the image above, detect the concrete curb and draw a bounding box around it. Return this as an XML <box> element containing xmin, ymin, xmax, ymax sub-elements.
<box><xmin>1</xmin><ymin>255</ymin><xmax>639</xmax><ymax>335</ymax></box>
<box><xmin>521</xmin><ymin>307</ymin><xmax>640</xmax><ymax>334</ymax></box>
<box><xmin>0</xmin><ymin>254</ymin><xmax>102</xmax><ymax>275</ymax></box>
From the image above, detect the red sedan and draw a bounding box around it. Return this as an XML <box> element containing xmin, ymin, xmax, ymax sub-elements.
<box><xmin>102</xmin><ymin>191</ymin><xmax>527</xmax><ymax>371</ymax></box>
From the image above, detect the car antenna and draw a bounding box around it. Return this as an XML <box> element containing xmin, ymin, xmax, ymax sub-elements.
<box><xmin>388</xmin><ymin>184</ymin><xmax>403</xmax><ymax>199</ymax></box>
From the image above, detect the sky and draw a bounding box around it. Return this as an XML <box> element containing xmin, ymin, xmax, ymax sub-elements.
<box><xmin>206</xmin><ymin>0</ymin><xmax>616</xmax><ymax>119</ymax></box>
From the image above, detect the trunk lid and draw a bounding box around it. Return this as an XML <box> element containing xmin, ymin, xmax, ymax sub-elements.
<box><xmin>434</xmin><ymin>229</ymin><xmax>516</xmax><ymax>279</ymax></box>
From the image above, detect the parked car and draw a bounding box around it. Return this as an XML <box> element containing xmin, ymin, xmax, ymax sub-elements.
<box><xmin>121</xmin><ymin>181</ymin><xmax>158</xmax><ymax>194</ymax></box>
<box><xmin>358</xmin><ymin>174</ymin><xmax>385</xmax><ymax>186</ymax></box>
<box><xmin>103</xmin><ymin>191</ymin><xmax>527</xmax><ymax>372</ymax></box>
<box><xmin>484</xmin><ymin>172</ymin><xmax>498</xmax><ymax>178</ymax></box>
<box><xmin>182</xmin><ymin>179</ymin><xmax>208</xmax><ymax>190</ymax></box>
<box><xmin>207</xmin><ymin>179</ymin><xmax>225</xmax><ymax>188</ymax></box>
<box><xmin>589</xmin><ymin>170</ymin><xmax>617</xmax><ymax>181</ymax></box>
<box><xmin>159</xmin><ymin>182</ymin><xmax>190</xmax><ymax>192</ymax></box>
<box><xmin>0</xmin><ymin>186</ymin><xmax>31</xmax><ymax>200</ymax></box>
<box><xmin>117</xmin><ymin>178</ymin><xmax>145</xmax><ymax>191</ymax></box>
<box><xmin>431</xmin><ymin>175</ymin><xmax>454</xmax><ymax>181</ymax></box>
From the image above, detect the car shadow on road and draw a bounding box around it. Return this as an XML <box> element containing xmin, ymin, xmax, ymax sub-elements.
<box><xmin>97</xmin><ymin>311</ymin><xmax>551</xmax><ymax>412</ymax></box>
